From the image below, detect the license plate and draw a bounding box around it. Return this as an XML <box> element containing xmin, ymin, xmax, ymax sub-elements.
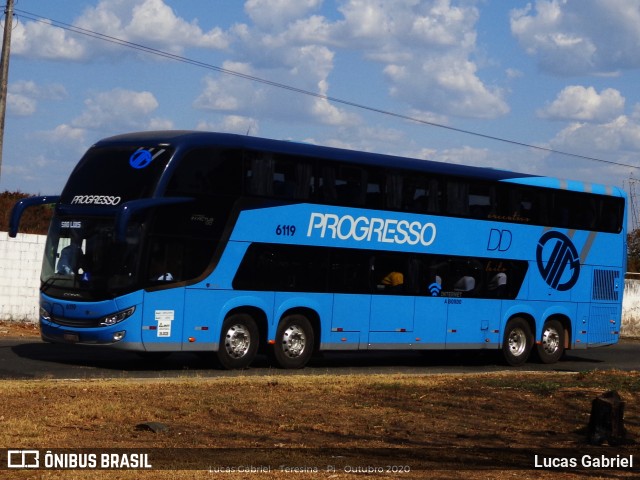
<box><xmin>63</xmin><ymin>333</ymin><xmax>79</xmax><ymax>343</ymax></box>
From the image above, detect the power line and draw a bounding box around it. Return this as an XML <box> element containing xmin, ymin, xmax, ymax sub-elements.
<box><xmin>13</xmin><ymin>8</ymin><xmax>640</xmax><ymax>170</ymax></box>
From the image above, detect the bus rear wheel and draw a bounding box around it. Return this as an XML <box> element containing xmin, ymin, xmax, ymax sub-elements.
<box><xmin>217</xmin><ymin>314</ymin><xmax>259</xmax><ymax>369</ymax></box>
<box><xmin>536</xmin><ymin>319</ymin><xmax>565</xmax><ymax>364</ymax></box>
<box><xmin>271</xmin><ymin>314</ymin><xmax>314</xmax><ymax>369</ymax></box>
<box><xmin>502</xmin><ymin>317</ymin><xmax>533</xmax><ymax>366</ymax></box>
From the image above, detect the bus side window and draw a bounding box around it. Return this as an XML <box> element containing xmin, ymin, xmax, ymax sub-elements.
<box><xmin>271</xmin><ymin>157</ymin><xmax>314</xmax><ymax>200</ymax></box>
<box><xmin>446</xmin><ymin>181</ymin><xmax>469</xmax><ymax>216</ymax></box>
<box><xmin>335</xmin><ymin>165</ymin><xmax>366</xmax><ymax>206</ymax></box>
<box><xmin>328</xmin><ymin>249</ymin><xmax>371</xmax><ymax>293</ymax></box>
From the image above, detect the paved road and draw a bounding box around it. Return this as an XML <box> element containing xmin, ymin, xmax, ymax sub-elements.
<box><xmin>1</xmin><ymin>336</ymin><xmax>639</xmax><ymax>380</ymax></box>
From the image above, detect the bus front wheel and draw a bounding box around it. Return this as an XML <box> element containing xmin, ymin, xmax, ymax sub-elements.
<box><xmin>536</xmin><ymin>319</ymin><xmax>565</xmax><ymax>364</ymax></box>
<box><xmin>271</xmin><ymin>314</ymin><xmax>314</xmax><ymax>369</ymax></box>
<box><xmin>502</xmin><ymin>317</ymin><xmax>533</xmax><ymax>366</ymax></box>
<box><xmin>217</xmin><ymin>314</ymin><xmax>259</xmax><ymax>369</ymax></box>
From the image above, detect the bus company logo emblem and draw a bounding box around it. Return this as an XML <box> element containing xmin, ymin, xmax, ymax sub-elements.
<box><xmin>536</xmin><ymin>231</ymin><xmax>580</xmax><ymax>291</ymax></box>
<box><xmin>129</xmin><ymin>149</ymin><xmax>154</xmax><ymax>169</ymax></box>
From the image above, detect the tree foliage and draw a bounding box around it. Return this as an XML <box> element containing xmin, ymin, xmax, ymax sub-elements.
<box><xmin>0</xmin><ymin>191</ymin><xmax>52</xmax><ymax>235</ymax></box>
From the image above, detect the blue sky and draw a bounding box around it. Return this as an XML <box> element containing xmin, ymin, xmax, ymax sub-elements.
<box><xmin>3</xmin><ymin>0</ymin><xmax>640</xmax><ymax>210</ymax></box>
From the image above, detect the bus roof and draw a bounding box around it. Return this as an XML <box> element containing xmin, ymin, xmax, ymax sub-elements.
<box><xmin>94</xmin><ymin>130</ymin><xmax>624</xmax><ymax>196</ymax></box>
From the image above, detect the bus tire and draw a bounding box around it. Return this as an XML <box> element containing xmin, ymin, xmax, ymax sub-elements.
<box><xmin>536</xmin><ymin>319</ymin><xmax>565</xmax><ymax>364</ymax></box>
<box><xmin>272</xmin><ymin>314</ymin><xmax>314</xmax><ymax>369</ymax></box>
<box><xmin>502</xmin><ymin>317</ymin><xmax>533</xmax><ymax>366</ymax></box>
<box><xmin>217</xmin><ymin>314</ymin><xmax>259</xmax><ymax>370</ymax></box>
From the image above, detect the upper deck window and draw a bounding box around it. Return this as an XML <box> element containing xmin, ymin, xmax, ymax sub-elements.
<box><xmin>60</xmin><ymin>146</ymin><xmax>174</xmax><ymax>205</ymax></box>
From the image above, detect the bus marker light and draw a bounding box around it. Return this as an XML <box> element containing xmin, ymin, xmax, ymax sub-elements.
<box><xmin>195</xmin><ymin>326</ymin><xmax>209</xmax><ymax>331</ymax></box>
<box><xmin>188</xmin><ymin>337</ymin><xmax>196</xmax><ymax>343</ymax></box>
<box><xmin>341</xmin><ymin>338</ymin><xmax>347</xmax><ymax>342</ymax></box>
<box><xmin>396</xmin><ymin>328</ymin><xmax>406</xmax><ymax>332</ymax></box>
<box><xmin>268</xmin><ymin>340</ymin><xmax>276</xmax><ymax>345</ymax></box>
<box><xmin>415</xmin><ymin>338</ymin><xmax>421</xmax><ymax>342</ymax></box>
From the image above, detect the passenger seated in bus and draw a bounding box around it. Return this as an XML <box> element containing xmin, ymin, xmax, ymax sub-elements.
<box><xmin>380</xmin><ymin>271</ymin><xmax>404</xmax><ymax>292</ymax></box>
<box><xmin>488</xmin><ymin>272</ymin><xmax>507</xmax><ymax>297</ymax></box>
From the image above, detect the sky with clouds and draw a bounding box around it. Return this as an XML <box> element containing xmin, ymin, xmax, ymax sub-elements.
<box><xmin>2</xmin><ymin>0</ymin><xmax>640</xmax><ymax>215</ymax></box>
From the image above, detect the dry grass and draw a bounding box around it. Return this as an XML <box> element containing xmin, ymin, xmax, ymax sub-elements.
<box><xmin>1</xmin><ymin>370</ymin><xmax>640</xmax><ymax>479</ymax></box>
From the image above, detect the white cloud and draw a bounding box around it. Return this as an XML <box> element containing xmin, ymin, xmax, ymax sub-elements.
<box><xmin>7</xmin><ymin>81</ymin><xmax>68</xmax><ymax>117</ymax></box>
<box><xmin>14</xmin><ymin>0</ymin><xmax>229</xmax><ymax>61</ymax></box>
<box><xmin>539</xmin><ymin>86</ymin><xmax>625</xmax><ymax>122</ymax></box>
<box><xmin>38</xmin><ymin>124</ymin><xmax>87</xmax><ymax>144</ymax></box>
<box><xmin>334</xmin><ymin>0</ymin><xmax>508</xmax><ymax>118</ymax></box>
<box><xmin>510</xmin><ymin>0</ymin><xmax>640</xmax><ymax>75</ymax></box>
<box><xmin>193</xmin><ymin>49</ymin><xmax>359</xmax><ymax>128</ymax></box>
<box><xmin>12</xmin><ymin>20</ymin><xmax>86</xmax><ymax>60</ymax></box>
<box><xmin>244</xmin><ymin>0</ymin><xmax>323</xmax><ymax>29</ymax></box>
<box><xmin>384</xmin><ymin>55</ymin><xmax>508</xmax><ymax>119</ymax></box>
<box><xmin>551</xmin><ymin>116</ymin><xmax>640</xmax><ymax>154</ymax></box>
<box><xmin>72</xmin><ymin>88</ymin><xmax>161</xmax><ymax>131</ymax></box>
<box><xmin>148</xmin><ymin>117</ymin><xmax>174</xmax><ymax>130</ymax></box>
<box><xmin>201</xmin><ymin>0</ymin><xmax>507</xmax><ymax>131</ymax></box>
<box><xmin>7</xmin><ymin>94</ymin><xmax>36</xmax><ymax>116</ymax></box>
<box><xmin>196</xmin><ymin>115</ymin><xmax>260</xmax><ymax>135</ymax></box>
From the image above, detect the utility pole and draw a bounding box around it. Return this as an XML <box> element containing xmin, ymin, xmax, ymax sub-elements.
<box><xmin>0</xmin><ymin>0</ymin><xmax>14</xmax><ymax>184</ymax></box>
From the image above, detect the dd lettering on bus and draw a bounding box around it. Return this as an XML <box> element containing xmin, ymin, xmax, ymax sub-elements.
<box><xmin>487</xmin><ymin>229</ymin><xmax>512</xmax><ymax>252</ymax></box>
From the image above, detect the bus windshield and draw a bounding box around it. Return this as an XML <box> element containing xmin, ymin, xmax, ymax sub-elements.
<box><xmin>41</xmin><ymin>215</ymin><xmax>144</xmax><ymax>299</ymax></box>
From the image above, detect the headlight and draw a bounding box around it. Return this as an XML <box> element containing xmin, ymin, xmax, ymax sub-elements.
<box><xmin>40</xmin><ymin>306</ymin><xmax>51</xmax><ymax>322</ymax></box>
<box><xmin>99</xmin><ymin>306</ymin><xmax>136</xmax><ymax>326</ymax></box>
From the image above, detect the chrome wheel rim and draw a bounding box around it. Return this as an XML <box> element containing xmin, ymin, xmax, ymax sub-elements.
<box><xmin>541</xmin><ymin>327</ymin><xmax>560</xmax><ymax>355</ymax></box>
<box><xmin>282</xmin><ymin>325</ymin><xmax>306</xmax><ymax>358</ymax></box>
<box><xmin>224</xmin><ymin>324</ymin><xmax>251</xmax><ymax>359</ymax></box>
<box><xmin>508</xmin><ymin>327</ymin><xmax>527</xmax><ymax>357</ymax></box>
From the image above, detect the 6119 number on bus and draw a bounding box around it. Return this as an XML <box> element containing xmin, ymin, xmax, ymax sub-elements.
<box><xmin>276</xmin><ymin>225</ymin><xmax>296</xmax><ymax>236</ymax></box>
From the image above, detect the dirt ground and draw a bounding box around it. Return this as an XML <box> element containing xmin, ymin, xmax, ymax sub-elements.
<box><xmin>1</xmin><ymin>321</ymin><xmax>639</xmax><ymax>479</ymax></box>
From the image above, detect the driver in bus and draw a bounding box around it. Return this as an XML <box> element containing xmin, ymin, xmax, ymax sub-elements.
<box><xmin>57</xmin><ymin>241</ymin><xmax>84</xmax><ymax>275</ymax></box>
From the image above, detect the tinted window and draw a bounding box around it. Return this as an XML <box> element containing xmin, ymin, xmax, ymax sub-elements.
<box><xmin>233</xmin><ymin>244</ymin><xmax>328</xmax><ymax>292</ymax></box>
<box><xmin>244</xmin><ymin>152</ymin><xmax>314</xmax><ymax>200</ymax></box>
<box><xmin>166</xmin><ymin>148</ymin><xmax>243</xmax><ymax>197</ymax></box>
<box><xmin>233</xmin><ymin>243</ymin><xmax>528</xmax><ymax>299</ymax></box>
<box><xmin>60</xmin><ymin>146</ymin><xmax>174</xmax><ymax>205</ymax></box>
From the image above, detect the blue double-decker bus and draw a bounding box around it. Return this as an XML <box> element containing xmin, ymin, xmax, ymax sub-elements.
<box><xmin>10</xmin><ymin>131</ymin><xmax>626</xmax><ymax>368</ymax></box>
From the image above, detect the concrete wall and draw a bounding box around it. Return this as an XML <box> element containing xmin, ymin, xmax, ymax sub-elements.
<box><xmin>1</xmin><ymin>232</ymin><xmax>640</xmax><ymax>337</ymax></box>
<box><xmin>0</xmin><ymin>232</ymin><xmax>46</xmax><ymax>322</ymax></box>
<box><xmin>622</xmin><ymin>279</ymin><xmax>640</xmax><ymax>337</ymax></box>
